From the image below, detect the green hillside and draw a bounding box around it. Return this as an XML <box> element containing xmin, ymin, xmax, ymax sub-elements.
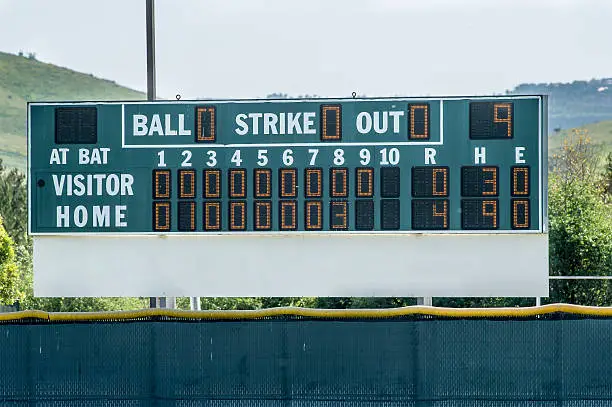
<box><xmin>549</xmin><ymin>120</ymin><xmax>612</xmax><ymax>160</ymax></box>
<box><xmin>0</xmin><ymin>51</ymin><xmax>145</xmax><ymax>172</ymax></box>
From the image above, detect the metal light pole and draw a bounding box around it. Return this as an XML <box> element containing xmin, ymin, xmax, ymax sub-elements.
<box><xmin>146</xmin><ymin>0</ymin><xmax>156</xmax><ymax>102</ymax></box>
<box><xmin>146</xmin><ymin>0</ymin><xmax>156</xmax><ymax>309</ymax></box>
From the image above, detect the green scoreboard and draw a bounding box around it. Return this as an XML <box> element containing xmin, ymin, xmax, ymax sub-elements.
<box><xmin>28</xmin><ymin>96</ymin><xmax>547</xmax><ymax>235</ymax></box>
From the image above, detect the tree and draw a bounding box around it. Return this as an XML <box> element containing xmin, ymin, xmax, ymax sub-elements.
<box><xmin>0</xmin><ymin>216</ymin><xmax>24</xmax><ymax>305</ymax></box>
<box><xmin>0</xmin><ymin>159</ymin><xmax>28</xmax><ymax>246</ymax></box>
<box><xmin>603</xmin><ymin>152</ymin><xmax>612</xmax><ymax>203</ymax></box>
<box><xmin>549</xmin><ymin>128</ymin><xmax>602</xmax><ymax>183</ymax></box>
<box><xmin>20</xmin><ymin>296</ymin><xmax>148</xmax><ymax>312</ymax></box>
<box><xmin>547</xmin><ymin>130</ymin><xmax>612</xmax><ymax>305</ymax></box>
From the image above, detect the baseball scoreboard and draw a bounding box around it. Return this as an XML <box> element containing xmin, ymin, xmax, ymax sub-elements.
<box><xmin>28</xmin><ymin>96</ymin><xmax>549</xmax><ymax>298</ymax></box>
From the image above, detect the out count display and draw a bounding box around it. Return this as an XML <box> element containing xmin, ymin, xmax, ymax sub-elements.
<box><xmin>28</xmin><ymin>96</ymin><xmax>546</xmax><ymax>234</ymax></box>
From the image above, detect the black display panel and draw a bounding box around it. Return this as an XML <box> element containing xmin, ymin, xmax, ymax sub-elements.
<box><xmin>254</xmin><ymin>168</ymin><xmax>272</xmax><ymax>198</ymax></box>
<box><xmin>195</xmin><ymin>105</ymin><xmax>216</xmax><ymax>143</ymax></box>
<box><xmin>355</xmin><ymin>199</ymin><xmax>374</xmax><ymax>230</ymax></box>
<box><xmin>412</xmin><ymin>199</ymin><xmax>449</xmax><ymax>230</ymax></box>
<box><xmin>412</xmin><ymin>166</ymin><xmax>449</xmax><ymax>197</ymax></box>
<box><xmin>152</xmin><ymin>170</ymin><xmax>171</xmax><ymax>199</ymax></box>
<box><xmin>305</xmin><ymin>168</ymin><xmax>323</xmax><ymax>198</ymax></box>
<box><xmin>330</xmin><ymin>201</ymin><xmax>348</xmax><ymax>230</ymax></box>
<box><xmin>469</xmin><ymin>101</ymin><xmax>513</xmax><ymax>139</ymax></box>
<box><xmin>54</xmin><ymin>106</ymin><xmax>97</xmax><ymax>144</ymax></box>
<box><xmin>152</xmin><ymin>201</ymin><xmax>171</xmax><ymax>231</ymax></box>
<box><xmin>511</xmin><ymin>166</ymin><xmax>530</xmax><ymax>196</ymax></box>
<box><xmin>381</xmin><ymin>167</ymin><xmax>400</xmax><ymax>198</ymax></box>
<box><xmin>279</xmin><ymin>200</ymin><xmax>297</xmax><ymax>230</ymax></box>
<box><xmin>381</xmin><ymin>199</ymin><xmax>400</xmax><ymax>230</ymax></box>
<box><xmin>254</xmin><ymin>201</ymin><xmax>272</xmax><ymax>230</ymax></box>
<box><xmin>178</xmin><ymin>170</ymin><xmax>196</xmax><ymax>199</ymax></box>
<box><xmin>229</xmin><ymin>201</ymin><xmax>246</xmax><ymax>230</ymax></box>
<box><xmin>408</xmin><ymin>103</ymin><xmax>429</xmax><ymax>140</ymax></box>
<box><xmin>356</xmin><ymin>168</ymin><xmax>374</xmax><ymax>198</ymax></box>
<box><xmin>330</xmin><ymin>168</ymin><xmax>348</xmax><ymax>198</ymax></box>
<box><xmin>229</xmin><ymin>169</ymin><xmax>247</xmax><ymax>199</ymax></box>
<box><xmin>461</xmin><ymin>166</ymin><xmax>498</xmax><ymax>197</ymax></box>
<box><xmin>305</xmin><ymin>201</ymin><xmax>323</xmax><ymax>230</ymax></box>
<box><xmin>320</xmin><ymin>104</ymin><xmax>342</xmax><ymax>141</ymax></box>
<box><xmin>178</xmin><ymin>201</ymin><xmax>196</xmax><ymax>231</ymax></box>
<box><xmin>511</xmin><ymin>199</ymin><xmax>530</xmax><ymax>229</ymax></box>
<box><xmin>203</xmin><ymin>169</ymin><xmax>221</xmax><ymax>198</ymax></box>
<box><xmin>203</xmin><ymin>201</ymin><xmax>221</xmax><ymax>231</ymax></box>
<box><xmin>461</xmin><ymin>199</ymin><xmax>499</xmax><ymax>230</ymax></box>
<box><xmin>279</xmin><ymin>169</ymin><xmax>297</xmax><ymax>198</ymax></box>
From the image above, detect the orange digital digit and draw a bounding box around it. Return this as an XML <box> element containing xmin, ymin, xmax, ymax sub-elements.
<box><xmin>512</xmin><ymin>167</ymin><xmax>529</xmax><ymax>196</ymax></box>
<box><xmin>152</xmin><ymin>201</ymin><xmax>171</xmax><ymax>231</ymax></box>
<box><xmin>320</xmin><ymin>104</ymin><xmax>342</xmax><ymax>141</ymax></box>
<box><xmin>330</xmin><ymin>201</ymin><xmax>348</xmax><ymax>230</ymax></box>
<box><xmin>279</xmin><ymin>201</ymin><xmax>297</xmax><ymax>230</ymax></box>
<box><xmin>305</xmin><ymin>201</ymin><xmax>323</xmax><ymax>230</ymax></box>
<box><xmin>279</xmin><ymin>169</ymin><xmax>297</xmax><ymax>198</ymax></box>
<box><xmin>305</xmin><ymin>168</ymin><xmax>323</xmax><ymax>198</ymax></box>
<box><xmin>254</xmin><ymin>168</ymin><xmax>272</xmax><ymax>198</ymax></box>
<box><xmin>195</xmin><ymin>105</ymin><xmax>216</xmax><ymax>142</ymax></box>
<box><xmin>512</xmin><ymin>199</ymin><xmax>530</xmax><ymax>229</ymax></box>
<box><xmin>152</xmin><ymin>169</ymin><xmax>171</xmax><ymax>199</ymax></box>
<box><xmin>432</xmin><ymin>168</ymin><xmax>448</xmax><ymax>196</ymax></box>
<box><xmin>482</xmin><ymin>167</ymin><xmax>497</xmax><ymax>195</ymax></box>
<box><xmin>254</xmin><ymin>201</ymin><xmax>272</xmax><ymax>230</ymax></box>
<box><xmin>482</xmin><ymin>200</ymin><xmax>497</xmax><ymax>228</ymax></box>
<box><xmin>204</xmin><ymin>202</ymin><xmax>221</xmax><ymax>231</ymax></box>
<box><xmin>229</xmin><ymin>169</ymin><xmax>246</xmax><ymax>198</ymax></box>
<box><xmin>178</xmin><ymin>169</ymin><xmax>196</xmax><ymax>199</ymax></box>
<box><xmin>330</xmin><ymin>168</ymin><xmax>348</xmax><ymax>198</ymax></box>
<box><xmin>493</xmin><ymin>103</ymin><xmax>512</xmax><ymax>138</ymax></box>
<box><xmin>229</xmin><ymin>201</ymin><xmax>246</xmax><ymax>230</ymax></box>
<box><xmin>408</xmin><ymin>104</ymin><xmax>429</xmax><ymax>139</ymax></box>
<box><xmin>356</xmin><ymin>167</ymin><xmax>374</xmax><ymax>197</ymax></box>
<box><xmin>203</xmin><ymin>169</ymin><xmax>221</xmax><ymax>199</ymax></box>
<box><xmin>433</xmin><ymin>200</ymin><xmax>448</xmax><ymax>228</ymax></box>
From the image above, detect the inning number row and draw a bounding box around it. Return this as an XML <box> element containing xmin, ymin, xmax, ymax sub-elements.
<box><xmin>156</xmin><ymin>147</ymin><xmax>401</xmax><ymax>168</ymax></box>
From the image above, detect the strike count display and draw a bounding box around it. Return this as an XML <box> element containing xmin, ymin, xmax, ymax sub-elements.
<box><xmin>28</xmin><ymin>96</ymin><xmax>545</xmax><ymax>234</ymax></box>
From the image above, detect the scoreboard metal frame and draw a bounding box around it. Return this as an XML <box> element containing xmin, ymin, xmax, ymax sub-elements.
<box><xmin>27</xmin><ymin>95</ymin><xmax>549</xmax><ymax>298</ymax></box>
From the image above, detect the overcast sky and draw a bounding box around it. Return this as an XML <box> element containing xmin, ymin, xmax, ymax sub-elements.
<box><xmin>1</xmin><ymin>0</ymin><xmax>611</xmax><ymax>99</ymax></box>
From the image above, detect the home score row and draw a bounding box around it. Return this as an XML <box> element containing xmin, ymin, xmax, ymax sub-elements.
<box><xmin>28</xmin><ymin>96</ymin><xmax>546</xmax><ymax>234</ymax></box>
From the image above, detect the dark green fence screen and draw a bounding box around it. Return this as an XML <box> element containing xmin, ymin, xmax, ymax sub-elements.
<box><xmin>0</xmin><ymin>305</ymin><xmax>611</xmax><ymax>405</ymax></box>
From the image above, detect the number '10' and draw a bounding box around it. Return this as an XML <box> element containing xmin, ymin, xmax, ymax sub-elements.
<box><xmin>359</xmin><ymin>148</ymin><xmax>400</xmax><ymax>165</ymax></box>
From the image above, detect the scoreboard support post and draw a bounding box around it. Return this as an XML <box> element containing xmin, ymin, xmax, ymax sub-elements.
<box><xmin>416</xmin><ymin>297</ymin><xmax>433</xmax><ymax>306</ymax></box>
<box><xmin>27</xmin><ymin>95</ymin><xmax>549</xmax><ymax>298</ymax></box>
<box><xmin>190</xmin><ymin>296</ymin><xmax>201</xmax><ymax>311</ymax></box>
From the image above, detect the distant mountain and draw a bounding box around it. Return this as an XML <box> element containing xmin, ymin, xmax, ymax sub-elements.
<box><xmin>507</xmin><ymin>78</ymin><xmax>612</xmax><ymax>133</ymax></box>
<box><xmin>0</xmin><ymin>51</ymin><xmax>145</xmax><ymax>171</ymax></box>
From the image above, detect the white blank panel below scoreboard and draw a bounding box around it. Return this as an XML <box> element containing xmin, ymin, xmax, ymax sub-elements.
<box><xmin>33</xmin><ymin>234</ymin><xmax>548</xmax><ymax>297</ymax></box>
